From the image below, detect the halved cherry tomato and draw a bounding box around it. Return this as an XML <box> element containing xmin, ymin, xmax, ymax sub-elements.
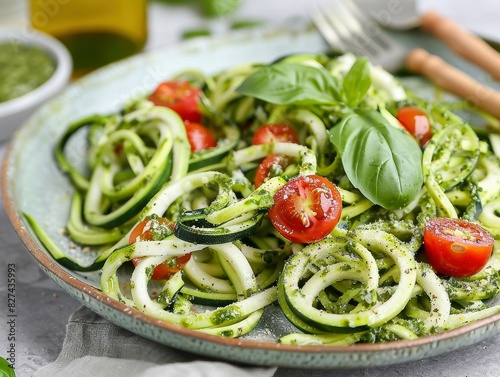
<box><xmin>131</xmin><ymin>253</ymin><xmax>191</xmax><ymax>281</ymax></box>
<box><xmin>129</xmin><ymin>216</ymin><xmax>174</xmax><ymax>243</ymax></box>
<box><xmin>254</xmin><ymin>154</ymin><xmax>292</xmax><ymax>188</ymax></box>
<box><xmin>396</xmin><ymin>106</ymin><xmax>432</xmax><ymax>147</ymax></box>
<box><xmin>269</xmin><ymin>175</ymin><xmax>342</xmax><ymax>243</ymax></box>
<box><xmin>129</xmin><ymin>216</ymin><xmax>191</xmax><ymax>280</ymax></box>
<box><xmin>252</xmin><ymin>124</ymin><xmax>300</xmax><ymax>145</ymax></box>
<box><xmin>423</xmin><ymin>217</ymin><xmax>494</xmax><ymax>277</ymax></box>
<box><xmin>148</xmin><ymin>81</ymin><xmax>202</xmax><ymax>123</ymax></box>
<box><xmin>184</xmin><ymin>121</ymin><xmax>217</xmax><ymax>152</ymax></box>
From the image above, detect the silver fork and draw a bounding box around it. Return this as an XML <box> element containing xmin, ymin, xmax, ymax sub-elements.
<box><xmin>309</xmin><ymin>0</ymin><xmax>407</xmax><ymax>72</ymax></box>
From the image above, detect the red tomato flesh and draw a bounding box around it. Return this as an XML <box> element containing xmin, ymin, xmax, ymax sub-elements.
<box><xmin>148</xmin><ymin>81</ymin><xmax>202</xmax><ymax>123</ymax></box>
<box><xmin>269</xmin><ymin>175</ymin><xmax>342</xmax><ymax>243</ymax></box>
<box><xmin>184</xmin><ymin>121</ymin><xmax>217</xmax><ymax>152</ymax></box>
<box><xmin>131</xmin><ymin>253</ymin><xmax>191</xmax><ymax>281</ymax></box>
<box><xmin>129</xmin><ymin>216</ymin><xmax>174</xmax><ymax>243</ymax></box>
<box><xmin>423</xmin><ymin>218</ymin><xmax>494</xmax><ymax>277</ymax></box>
<box><xmin>129</xmin><ymin>216</ymin><xmax>191</xmax><ymax>280</ymax></box>
<box><xmin>254</xmin><ymin>154</ymin><xmax>291</xmax><ymax>188</ymax></box>
<box><xmin>252</xmin><ymin>124</ymin><xmax>300</xmax><ymax>145</ymax></box>
<box><xmin>396</xmin><ymin>106</ymin><xmax>432</xmax><ymax>147</ymax></box>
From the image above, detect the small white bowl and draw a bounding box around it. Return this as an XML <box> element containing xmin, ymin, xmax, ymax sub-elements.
<box><xmin>0</xmin><ymin>28</ymin><xmax>72</xmax><ymax>141</ymax></box>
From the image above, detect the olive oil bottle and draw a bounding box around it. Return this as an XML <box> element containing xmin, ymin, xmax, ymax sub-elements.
<box><xmin>29</xmin><ymin>0</ymin><xmax>148</xmax><ymax>77</ymax></box>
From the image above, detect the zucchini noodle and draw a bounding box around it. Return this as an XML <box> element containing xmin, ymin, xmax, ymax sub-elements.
<box><xmin>30</xmin><ymin>52</ymin><xmax>500</xmax><ymax>343</ymax></box>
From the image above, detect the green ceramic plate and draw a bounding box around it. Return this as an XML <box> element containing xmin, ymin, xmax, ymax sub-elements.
<box><xmin>3</xmin><ymin>20</ymin><xmax>500</xmax><ymax>368</ymax></box>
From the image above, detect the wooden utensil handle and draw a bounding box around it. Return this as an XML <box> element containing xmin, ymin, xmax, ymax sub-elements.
<box><xmin>405</xmin><ymin>48</ymin><xmax>500</xmax><ymax>119</ymax></box>
<box><xmin>420</xmin><ymin>11</ymin><xmax>500</xmax><ymax>82</ymax></box>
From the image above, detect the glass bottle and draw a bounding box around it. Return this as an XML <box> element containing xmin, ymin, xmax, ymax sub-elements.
<box><xmin>29</xmin><ymin>0</ymin><xmax>148</xmax><ymax>77</ymax></box>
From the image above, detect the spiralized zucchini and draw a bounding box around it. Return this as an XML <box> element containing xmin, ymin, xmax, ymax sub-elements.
<box><xmin>30</xmin><ymin>52</ymin><xmax>500</xmax><ymax>342</ymax></box>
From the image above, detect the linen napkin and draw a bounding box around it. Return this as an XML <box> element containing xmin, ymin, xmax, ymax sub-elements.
<box><xmin>34</xmin><ymin>307</ymin><xmax>277</xmax><ymax>377</ymax></box>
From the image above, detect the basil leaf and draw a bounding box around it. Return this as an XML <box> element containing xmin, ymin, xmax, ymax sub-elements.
<box><xmin>329</xmin><ymin>109</ymin><xmax>423</xmax><ymax>210</ymax></box>
<box><xmin>236</xmin><ymin>63</ymin><xmax>342</xmax><ymax>105</ymax></box>
<box><xmin>342</xmin><ymin>57</ymin><xmax>371</xmax><ymax>108</ymax></box>
<box><xmin>201</xmin><ymin>0</ymin><xmax>241</xmax><ymax>17</ymax></box>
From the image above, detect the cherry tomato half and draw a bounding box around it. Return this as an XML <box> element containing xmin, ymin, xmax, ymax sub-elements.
<box><xmin>269</xmin><ymin>175</ymin><xmax>342</xmax><ymax>243</ymax></box>
<box><xmin>148</xmin><ymin>81</ymin><xmax>202</xmax><ymax>123</ymax></box>
<box><xmin>184</xmin><ymin>121</ymin><xmax>217</xmax><ymax>152</ymax></box>
<box><xmin>129</xmin><ymin>216</ymin><xmax>191</xmax><ymax>280</ymax></box>
<box><xmin>254</xmin><ymin>154</ymin><xmax>291</xmax><ymax>188</ymax></box>
<box><xmin>423</xmin><ymin>218</ymin><xmax>494</xmax><ymax>277</ymax></box>
<box><xmin>252</xmin><ymin>124</ymin><xmax>300</xmax><ymax>145</ymax></box>
<box><xmin>131</xmin><ymin>253</ymin><xmax>191</xmax><ymax>281</ymax></box>
<box><xmin>129</xmin><ymin>216</ymin><xmax>174</xmax><ymax>243</ymax></box>
<box><xmin>396</xmin><ymin>106</ymin><xmax>432</xmax><ymax>147</ymax></box>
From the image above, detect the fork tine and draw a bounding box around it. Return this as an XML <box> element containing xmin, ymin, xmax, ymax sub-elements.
<box><xmin>345</xmin><ymin>0</ymin><xmax>408</xmax><ymax>68</ymax></box>
<box><xmin>343</xmin><ymin>0</ymin><xmax>395</xmax><ymax>51</ymax></box>
<box><xmin>333</xmin><ymin>0</ymin><xmax>380</xmax><ymax>56</ymax></box>
<box><xmin>310</xmin><ymin>0</ymin><xmax>407</xmax><ymax>71</ymax></box>
<box><xmin>310</xmin><ymin>0</ymin><xmax>380</xmax><ymax>59</ymax></box>
<box><xmin>308</xmin><ymin>4</ymin><xmax>348</xmax><ymax>52</ymax></box>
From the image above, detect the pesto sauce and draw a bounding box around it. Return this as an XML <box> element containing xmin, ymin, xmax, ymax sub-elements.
<box><xmin>0</xmin><ymin>43</ymin><xmax>56</xmax><ymax>103</ymax></box>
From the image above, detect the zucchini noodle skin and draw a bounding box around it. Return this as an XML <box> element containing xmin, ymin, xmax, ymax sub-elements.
<box><xmin>33</xmin><ymin>53</ymin><xmax>500</xmax><ymax>341</ymax></box>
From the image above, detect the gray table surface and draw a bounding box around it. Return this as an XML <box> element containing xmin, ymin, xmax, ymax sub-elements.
<box><xmin>2</xmin><ymin>1</ymin><xmax>500</xmax><ymax>376</ymax></box>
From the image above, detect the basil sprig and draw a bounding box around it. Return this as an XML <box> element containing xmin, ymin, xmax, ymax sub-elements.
<box><xmin>329</xmin><ymin>109</ymin><xmax>423</xmax><ymax>210</ymax></box>
<box><xmin>342</xmin><ymin>57</ymin><xmax>371</xmax><ymax>108</ymax></box>
<box><xmin>237</xmin><ymin>58</ymin><xmax>423</xmax><ymax>210</ymax></box>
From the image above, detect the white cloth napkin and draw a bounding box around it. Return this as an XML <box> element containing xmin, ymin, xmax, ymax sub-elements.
<box><xmin>34</xmin><ymin>307</ymin><xmax>277</xmax><ymax>377</ymax></box>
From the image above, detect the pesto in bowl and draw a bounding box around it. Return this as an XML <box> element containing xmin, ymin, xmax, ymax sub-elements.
<box><xmin>0</xmin><ymin>29</ymin><xmax>71</xmax><ymax>141</ymax></box>
<box><xmin>0</xmin><ymin>42</ymin><xmax>56</xmax><ymax>103</ymax></box>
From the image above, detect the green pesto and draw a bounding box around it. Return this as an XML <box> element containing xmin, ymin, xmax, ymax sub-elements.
<box><xmin>361</xmin><ymin>325</ymin><xmax>401</xmax><ymax>343</ymax></box>
<box><xmin>210</xmin><ymin>305</ymin><xmax>243</xmax><ymax>325</ymax></box>
<box><xmin>141</xmin><ymin>214</ymin><xmax>174</xmax><ymax>241</ymax></box>
<box><xmin>220</xmin><ymin>330</ymin><xmax>235</xmax><ymax>337</ymax></box>
<box><xmin>339</xmin><ymin>263</ymin><xmax>353</xmax><ymax>272</ymax></box>
<box><xmin>173</xmin><ymin>295</ymin><xmax>192</xmax><ymax>315</ymax></box>
<box><xmin>261</xmin><ymin>250</ymin><xmax>281</xmax><ymax>264</ymax></box>
<box><xmin>145</xmin><ymin>266</ymin><xmax>154</xmax><ymax>280</ymax></box>
<box><xmin>445</xmin><ymin>274</ymin><xmax>500</xmax><ymax>301</ymax></box>
<box><xmin>357</xmin><ymin>288</ymin><xmax>377</xmax><ymax>306</ymax></box>
<box><xmin>156</xmin><ymin>291</ymin><xmax>172</xmax><ymax>307</ymax></box>
<box><xmin>0</xmin><ymin>42</ymin><xmax>56</xmax><ymax>103</ymax></box>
